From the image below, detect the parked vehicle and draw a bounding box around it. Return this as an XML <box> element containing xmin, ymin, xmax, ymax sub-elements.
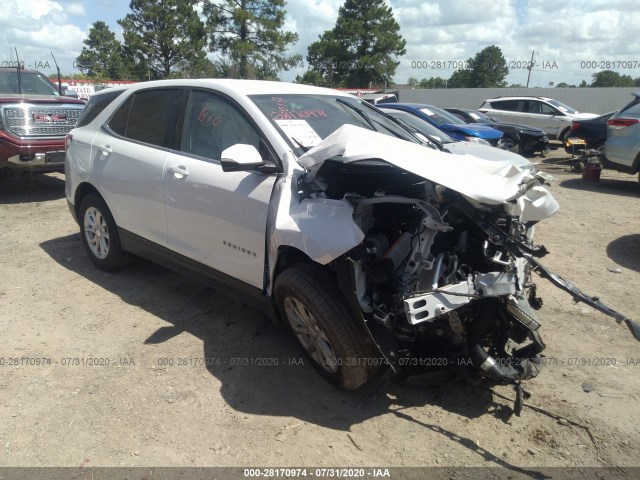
<box><xmin>65</xmin><ymin>80</ymin><xmax>638</xmax><ymax>398</ymax></box>
<box><xmin>378</xmin><ymin>103</ymin><xmax>503</xmax><ymax>146</ymax></box>
<box><xmin>445</xmin><ymin>107</ymin><xmax>549</xmax><ymax>156</ymax></box>
<box><xmin>0</xmin><ymin>67</ymin><xmax>85</xmax><ymax>174</ymax></box>
<box><xmin>381</xmin><ymin>107</ymin><xmax>531</xmax><ymax>167</ymax></box>
<box><xmin>478</xmin><ymin>96</ymin><xmax>598</xmax><ymax>141</ymax></box>
<box><xmin>360</xmin><ymin>93</ymin><xmax>398</xmax><ymax>105</ymax></box>
<box><xmin>563</xmin><ymin>112</ymin><xmax>614</xmax><ymax>153</ymax></box>
<box><xmin>602</xmin><ymin>92</ymin><xmax>640</xmax><ymax>177</ymax></box>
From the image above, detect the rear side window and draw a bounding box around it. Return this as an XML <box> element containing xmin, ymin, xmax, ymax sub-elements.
<box><xmin>76</xmin><ymin>90</ymin><xmax>124</xmax><ymax>128</ymax></box>
<box><xmin>491</xmin><ymin>100</ymin><xmax>520</xmax><ymax>111</ymax></box>
<box><xmin>107</xmin><ymin>89</ymin><xmax>183</xmax><ymax>148</ymax></box>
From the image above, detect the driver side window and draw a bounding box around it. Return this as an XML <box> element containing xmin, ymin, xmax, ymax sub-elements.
<box><xmin>180</xmin><ymin>90</ymin><xmax>261</xmax><ymax>162</ymax></box>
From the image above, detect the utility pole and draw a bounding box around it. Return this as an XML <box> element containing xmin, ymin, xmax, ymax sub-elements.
<box><xmin>526</xmin><ymin>50</ymin><xmax>535</xmax><ymax>88</ymax></box>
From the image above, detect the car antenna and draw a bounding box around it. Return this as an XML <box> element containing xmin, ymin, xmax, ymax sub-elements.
<box><xmin>51</xmin><ymin>52</ymin><xmax>63</xmax><ymax>95</ymax></box>
<box><xmin>14</xmin><ymin>47</ymin><xmax>22</xmax><ymax>94</ymax></box>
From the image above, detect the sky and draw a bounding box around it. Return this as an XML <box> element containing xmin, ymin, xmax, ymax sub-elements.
<box><xmin>1</xmin><ymin>0</ymin><xmax>639</xmax><ymax>87</ymax></box>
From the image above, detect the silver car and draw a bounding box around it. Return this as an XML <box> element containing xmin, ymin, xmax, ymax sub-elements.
<box><xmin>479</xmin><ymin>96</ymin><xmax>597</xmax><ymax>141</ymax></box>
<box><xmin>602</xmin><ymin>92</ymin><xmax>640</xmax><ymax>178</ymax></box>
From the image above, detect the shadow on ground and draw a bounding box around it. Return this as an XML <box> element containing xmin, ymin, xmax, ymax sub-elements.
<box><xmin>558</xmin><ymin>176</ymin><xmax>640</xmax><ymax>198</ymax></box>
<box><xmin>607</xmin><ymin>234</ymin><xmax>640</xmax><ymax>273</ymax></box>
<box><xmin>0</xmin><ymin>172</ymin><xmax>65</xmax><ymax>204</ymax></box>
<box><xmin>37</xmin><ymin>233</ymin><xmax>553</xmax><ymax>473</ymax></box>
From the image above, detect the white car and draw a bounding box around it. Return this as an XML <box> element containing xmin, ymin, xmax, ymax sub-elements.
<box><xmin>479</xmin><ymin>96</ymin><xmax>598</xmax><ymax>141</ymax></box>
<box><xmin>65</xmin><ymin>80</ymin><xmax>638</xmax><ymax>393</ymax></box>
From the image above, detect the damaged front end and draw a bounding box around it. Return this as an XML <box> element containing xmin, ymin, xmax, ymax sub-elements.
<box><xmin>283</xmin><ymin>125</ymin><xmax>638</xmax><ymax>393</ymax></box>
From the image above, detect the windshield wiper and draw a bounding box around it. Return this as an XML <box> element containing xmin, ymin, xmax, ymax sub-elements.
<box><xmin>336</xmin><ymin>98</ymin><xmax>376</xmax><ymax>130</ymax></box>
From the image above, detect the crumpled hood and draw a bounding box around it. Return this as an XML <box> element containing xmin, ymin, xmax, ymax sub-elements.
<box><xmin>444</xmin><ymin>141</ymin><xmax>532</xmax><ymax>168</ymax></box>
<box><xmin>297</xmin><ymin>125</ymin><xmax>559</xmax><ymax>222</ymax></box>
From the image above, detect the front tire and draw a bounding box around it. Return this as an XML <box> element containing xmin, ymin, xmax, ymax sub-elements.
<box><xmin>274</xmin><ymin>263</ymin><xmax>373</xmax><ymax>390</ymax></box>
<box><xmin>79</xmin><ymin>194</ymin><xmax>131</xmax><ymax>271</ymax></box>
<box><xmin>498</xmin><ymin>134</ymin><xmax>520</xmax><ymax>153</ymax></box>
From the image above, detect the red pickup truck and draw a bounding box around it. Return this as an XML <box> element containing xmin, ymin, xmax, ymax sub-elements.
<box><xmin>0</xmin><ymin>67</ymin><xmax>85</xmax><ymax>174</ymax></box>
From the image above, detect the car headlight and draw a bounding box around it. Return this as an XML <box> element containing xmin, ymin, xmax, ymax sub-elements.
<box><xmin>465</xmin><ymin>136</ymin><xmax>491</xmax><ymax>146</ymax></box>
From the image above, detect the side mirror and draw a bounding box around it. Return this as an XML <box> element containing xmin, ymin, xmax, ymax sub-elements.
<box><xmin>220</xmin><ymin>144</ymin><xmax>269</xmax><ymax>172</ymax></box>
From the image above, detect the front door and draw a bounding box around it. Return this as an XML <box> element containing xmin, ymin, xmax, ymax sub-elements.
<box><xmin>163</xmin><ymin>89</ymin><xmax>278</xmax><ymax>289</ymax></box>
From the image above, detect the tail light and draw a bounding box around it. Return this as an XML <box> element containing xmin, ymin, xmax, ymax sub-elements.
<box><xmin>608</xmin><ymin>118</ymin><xmax>639</xmax><ymax>129</ymax></box>
<box><xmin>570</xmin><ymin>122</ymin><xmax>581</xmax><ymax>132</ymax></box>
<box><xmin>64</xmin><ymin>134</ymin><xmax>73</xmax><ymax>151</ymax></box>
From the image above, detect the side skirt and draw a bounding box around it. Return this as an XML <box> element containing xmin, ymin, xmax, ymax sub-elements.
<box><xmin>119</xmin><ymin>229</ymin><xmax>277</xmax><ymax>319</ymax></box>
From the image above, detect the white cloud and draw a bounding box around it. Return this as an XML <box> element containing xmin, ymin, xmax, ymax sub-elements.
<box><xmin>0</xmin><ymin>0</ymin><xmax>637</xmax><ymax>85</ymax></box>
<box><xmin>66</xmin><ymin>2</ymin><xmax>87</xmax><ymax>16</ymax></box>
<box><xmin>0</xmin><ymin>0</ymin><xmax>85</xmax><ymax>74</ymax></box>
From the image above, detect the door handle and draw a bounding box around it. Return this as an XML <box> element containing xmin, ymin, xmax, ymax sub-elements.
<box><xmin>97</xmin><ymin>144</ymin><xmax>112</xmax><ymax>156</ymax></box>
<box><xmin>168</xmin><ymin>165</ymin><xmax>189</xmax><ymax>178</ymax></box>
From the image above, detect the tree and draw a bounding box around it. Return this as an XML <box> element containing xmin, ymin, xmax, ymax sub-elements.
<box><xmin>203</xmin><ymin>0</ymin><xmax>300</xmax><ymax>79</ymax></box>
<box><xmin>75</xmin><ymin>21</ymin><xmax>127</xmax><ymax>80</ymax></box>
<box><xmin>591</xmin><ymin>70</ymin><xmax>635</xmax><ymax>87</ymax></box>
<box><xmin>301</xmin><ymin>0</ymin><xmax>406</xmax><ymax>88</ymax></box>
<box><xmin>555</xmin><ymin>82</ymin><xmax>575</xmax><ymax>88</ymax></box>
<box><xmin>418</xmin><ymin>77</ymin><xmax>447</xmax><ymax>89</ymax></box>
<box><xmin>447</xmin><ymin>68</ymin><xmax>473</xmax><ymax>88</ymax></box>
<box><xmin>407</xmin><ymin>76</ymin><xmax>419</xmax><ymax>87</ymax></box>
<box><xmin>118</xmin><ymin>0</ymin><xmax>207</xmax><ymax>80</ymax></box>
<box><xmin>445</xmin><ymin>45</ymin><xmax>508</xmax><ymax>88</ymax></box>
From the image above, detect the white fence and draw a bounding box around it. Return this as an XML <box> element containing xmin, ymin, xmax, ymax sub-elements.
<box><xmin>396</xmin><ymin>87</ymin><xmax>639</xmax><ymax>115</ymax></box>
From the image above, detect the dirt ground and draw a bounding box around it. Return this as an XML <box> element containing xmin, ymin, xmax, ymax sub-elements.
<box><xmin>0</xmin><ymin>149</ymin><xmax>639</xmax><ymax>473</ymax></box>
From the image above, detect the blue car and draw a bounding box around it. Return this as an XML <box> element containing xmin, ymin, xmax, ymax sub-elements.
<box><xmin>378</xmin><ymin>103</ymin><xmax>503</xmax><ymax>146</ymax></box>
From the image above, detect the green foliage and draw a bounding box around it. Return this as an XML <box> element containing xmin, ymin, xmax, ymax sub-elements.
<box><xmin>300</xmin><ymin>0</ymin><xmax>406</xmax><ymax>88</ymax></box>
<box><xmin>418</xmin><ymin>77</ymin><xmax>447</xmax><ymax>89</ymax></box>
<box><xmin>447</xmin><ymin>45</ymin><xmax>508</xmax><ymax>88</ymax></box>
<box><xmin>590</xmin><ymin>70</ymin><xmax>635</xmax><ymax>87</ymax></box>
<box><xmin>555</xmin><ymin>82</ymin><xmax>575</xmax><ymax>88</ymax></box>
<box><xmin>75</xmin><ymin>21</ymin><xmax>128</xmax><ymax>80</ymax></box>
<box><xmin>118</xmin><ymin>0</ymin><xmax>207</xmax><ymax>80</ymax></box>
<box><xmin>203</xmin><ymin>0</ymin><xmax>300</xmax><ymax>79</ymax></box>
<box><xmin>447</xmin><ymin>68</ymin><xmax>473</xmax><ymax>88</ymax></box>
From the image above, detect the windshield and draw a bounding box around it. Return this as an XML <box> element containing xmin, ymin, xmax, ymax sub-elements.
<box><xmin>418</xmin><ymin>105</ymin><xmax>462</xmax><ymax>125</ymax></box>
<box><xmin>384</xmin><ymin>108</ymin><xmax>454</xmax><ymax>143</ymax></box>
<box><xmin>250</xmin><ymin>94</ymin><xmax>420</xmax><ymax>155</ymax></box>
<box><xmin>546</xmin><ymin>99</ymin><xmax>577</xmax><ymax>114</ymax></box>
<box><xmin>0</xmin><ymin>71</ymin><xmax>60</xmax><ymax>96</ymax></box>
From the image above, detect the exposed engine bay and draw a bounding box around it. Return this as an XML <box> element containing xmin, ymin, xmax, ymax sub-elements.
<box><xmin>288</xmin><ymin>126</ymin><xmax>640</xmax><ymax>407</ymax></box>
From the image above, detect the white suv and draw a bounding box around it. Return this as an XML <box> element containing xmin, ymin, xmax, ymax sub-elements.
<box><xmin>479</xmin><ymin>96</ymin><xmax>597</xmax><ymax>141</ymax></box>
<box><xmin>65</xmin><ymin>80</ymin><xmax>637</xmax><ymax>392</ymax></box>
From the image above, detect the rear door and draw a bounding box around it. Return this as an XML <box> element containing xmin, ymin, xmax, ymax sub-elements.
<box><xmin>90</xmin><ymin>88</ymin><xmax>183</xmax><ymax>247</ymax></box>
<box><xmin>163</xmin><ymin>89</ymin><xmax>278</xmax><ymax>289</ymax></box>
<box><xmin>484</xmin><ymin>99</ymin><xmax>524</xmax><ymax>123</ymax></box>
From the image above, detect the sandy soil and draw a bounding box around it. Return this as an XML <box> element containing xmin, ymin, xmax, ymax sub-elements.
<box><xmin>0</xmin><ymin>150</ymin><xmax>639</xmax><ymax>473</ymax></box>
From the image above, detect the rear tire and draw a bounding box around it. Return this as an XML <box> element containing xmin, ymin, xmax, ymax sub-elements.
<box><xmin>274</xmin><ymin>263</ymin><xmax>373</xmax><ymax>390</ymax></box>
<box><xmin>78</xmin><ymin>194</ymin><xmax>132</xmax><ymax>271</ymax></box>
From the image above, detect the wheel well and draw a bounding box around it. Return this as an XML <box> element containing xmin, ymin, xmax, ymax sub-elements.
<box><xmin>273</xmin><ymin>246</ymin><xmax>317</xmax><ymax>281</ymax></box>
<box><xmin>559</xmin><ymin>126</ymin><xmax>570</xmax><ymax>141</ymax></box>
<box><xmin>271</xmin><ymin>247</ymin><xmax>337</xmax><ymax>319</ymax></box>
<box><xmin>73</xmin><ymin>183</ymin><xmax>102</xmax><ymax>218</ymax></box>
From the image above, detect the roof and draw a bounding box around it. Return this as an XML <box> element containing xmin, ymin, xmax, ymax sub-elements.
<box><xmin>484</xmin><ymin>96</ymin><xmax>552</xmax><ymax>101</ymax></box>
<box><xmin>102</xmin><ymin>79</ymin><xmax>352</xmax><ymax>98</ymax></box>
